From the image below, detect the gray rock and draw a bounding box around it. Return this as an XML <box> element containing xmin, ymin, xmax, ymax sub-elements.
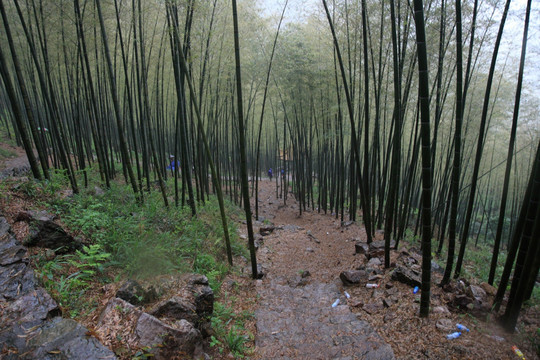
<box><xmin>187</xmin><ymin>274</ymin><xmax>209</xmax><ymax>286</ymax></box>
<box><xmin>97</xmin><ymin>297</ymin><xmax>202</xmax><ymax>360</ymax></box>
<box><xmin>20</xmin><ymin>214</ymin><xmax>81</xmax><ymax>254</ymax></box>
<box><xmin>0</xmin><ymin>217</ymin><xmax>115</xmax><ymax>360</ymax></box>
<box><xmin>307</xmin><ymin>230</ymin><xmax>320</xmax><ymax>243</ymax></box>
<box><xmin>362</xmin><ymin>301</ymin><xmax>384</xmax><ymax>315</ymax></box>
<box><xmin>448</xmin><ymin>294</ymin><xmax>474</xmax><ymax>312</ymax></box>
<box><xmin>117</xmin><ymin>279</ymin><xmax>157</xmax><ymax>305</ymax></box>
<box><xmin>431</xmin><ymin>260</ymin><xmax>443</xmax><ymax>273</ymax></box>
<box><xmin>0</xmin><ymin>216</ymin><xmax>11</xmax><ymax>237</ymax></box>
<box><xmin>383</xmin><ymin>297</ymin><xmax>398</xmax><ymax>308</ymax></box>
<box><xmin>0</xmin><ymin>262</ymin><xmax>37</xmax><ymax>300</ymax></box>
<box><xmin>16</xmin><ymin>210</ymin><xmax>57</xmax><ymax>223</ymax></box>
<box><xmin>391</xmin><ymin>266</ymin><xmax>421</xmax><ymax>287</ymax></box>
<box><xmin>257</xmin><ymin>264</ymin><xmax>267</xmax><ymax>279</ymax></box>
<box><xmin>383</xmin><ymin>312</ymin><xmax>397</xmax><ymax>323</ymax></box>
<box><xmin>340</xmin><ymin>270</ymin><xmax>368</xmax><ymax>286</ymax></box>
<box><xmin>260</xmin><ymin>225</ymin><xmax>275</xmax><ymax>236</ymax></box>
<box><xmin>0</xmin><ymin>235</ymin><xmax>27</xmax><ymax>266</ymax></box>
<box><xmin>355</xmin><ymin>242</ymin><xmax>369</xmax><ymax>255</ymax></box>
<box><xmin>93</xmin><ymin>186</ymin><xmax>105</xmax><ymax>196</ymax></box>
<box><xmin>467</xmin><ymin>285</ymin><xmax>487</xmax><ymax>302</ymax></box>
<box><xmin>367</xmin><ymin>257</ymin><xmax>382</xmax><ymax>267</ymax></box>
<box><xmin>28</xmin><ymin>318</ymin><xmax>116</xmax><ymax>360</ymax></box>
<box><xmin>436</xmin><ymin>318</ymin><xmax>454</xmax><ymax>332</ymax></box>
<box><xmin>368</xmin><ymin>240</ymin><xmax>395</xmax><ymax>259</ymax></box>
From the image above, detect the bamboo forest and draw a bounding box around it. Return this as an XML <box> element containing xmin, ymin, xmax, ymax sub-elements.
<box><xmin>0</xmin><ymin>0</ymin><xmax>538</xmax><ymax>358</ymax></box>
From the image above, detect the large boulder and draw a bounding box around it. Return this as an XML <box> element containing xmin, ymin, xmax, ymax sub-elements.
<box><xmin>16</xmin><ymin>210</ymin><xmax>81</xmax><ymax>253</ymax></box>
<box><xmin>150</xmin><ymin>274</ymin><xmax>214</xmax><ymax>333</ymax></box>
<box><xmin>27</xmin><ymin>318</ymin><xmax>116</xmax><ymax>360</ymax></box>
<box><xmin>97</xmin><ymin>297</ymin><xmax>204</xmax><ymax>359</ymax></box>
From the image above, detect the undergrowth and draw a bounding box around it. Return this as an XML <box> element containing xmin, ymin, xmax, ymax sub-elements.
<box><xmin>5</xmin><ymin>166</ymin><xmax>251</xmax><ymax>358</ymax></box>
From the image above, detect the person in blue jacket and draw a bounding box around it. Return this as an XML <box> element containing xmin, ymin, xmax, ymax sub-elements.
<box><xmin>167</xmin><ymin>155</ymin><xmax>180</xmax><ymax>171</ymax></box>
<box><xmin>268</xmin><ymin>168</ymin><xmax>273</xmax><ymax>180</ymax></box>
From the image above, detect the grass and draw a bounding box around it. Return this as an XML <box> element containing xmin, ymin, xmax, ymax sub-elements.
<box><xmin>210</xmin><ymin>300</ymin><xmax>254</xmax><ymax>358</ymax></box>
<box><xmin>0</xmin><ymin>147</ymin><xmax>17</xmax><ymax>160</ymax></box>
<box><xmin>2</xmin><ymin>165</ymin><xmax>248</xmax><ymax>325</ymax></box>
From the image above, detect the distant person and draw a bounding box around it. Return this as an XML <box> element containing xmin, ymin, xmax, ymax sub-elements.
<box><xmin>166</xmin><ymin>155</ymin><xmax>180</xmax><ymax>171</ymax></box>
<box><xmin>268</xmin><ymin>168</ymin><xmax>273</xmax><ymax>180</ymax></box>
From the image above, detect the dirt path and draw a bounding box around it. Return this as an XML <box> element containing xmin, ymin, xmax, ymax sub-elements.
<box><xmin>240</xmin><ymin>180</ymin><xmax>536</xmax><ymax>360</ymax></box>
<box><xmin>251</xmin><ymin>181</ymin><xmax>394</xmax><ymax>359</ymax></box>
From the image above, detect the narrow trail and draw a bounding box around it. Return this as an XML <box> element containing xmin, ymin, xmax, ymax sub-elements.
<box><xmin>251</xmin><ymin>180</ymin><xmax>395</xmax><ymax>359</ymax></box>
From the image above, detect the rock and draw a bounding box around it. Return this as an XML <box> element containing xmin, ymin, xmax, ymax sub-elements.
<box><xmin>27</xmin><ymin>318</ymin><xmax>117</xmax><ymax>360</ymax></box>
<box><xmin>97</xmin><ymin>297</ymin><xmax>203</xmax><ymax>359</ymax></box>
<box><xmin>300</xmin><ymin>270</ymin><xmax>311</xmax><ymax>278</ymax></box>
<box><xmin>187</xmin><ymin>274</ymin><xmax>209</xmax><ymax>286</ymax></box>
<box><xmin>150</xmin><ymin>279</ymin><xmax>214</xmax><ymax>327</ymax></box>
<box><xmin>355</xmin><ymin>242</ymin><xmax>369</xmax><ymax>255</ymax></box>
<box><xmin>383</xmin><ymin>312</ymin><xmax>397</xmax><ymax>323</ymax></box>
<box><xmin>288</xmin><ymin>275</ymin><xmax>309</xmax><ymax>288</ymax></box>
<box><xmin>368</xmin><ymin>240</ymin><xmax>395</xmax><ymax>259</ymax></box>
<box><xmin>383</xmin><ymin>297</ymin><xmax>398</xmax><ymax>308</ymax></box>
<box><xmin>385</xmin><ymin>282</ymin><xmax>394</xmax><ymax>289</ymax></box>
<box><xmin>117</xmin><ymin>280</ymin><xmax>157</xmax><ymax>305</ymax></box>
<box><xmin>369</xmin><ymin>274</ymin><xmax>383</xmax><ymax>281</ymax></box>
<box><xmin>385</xmin><ymin>287</ymin><xmax>399</xmax><ymax>296</ymax></box>
<box><xmin>256</xmin><ymin>264</ymin><xmax>266</xmax><ymax>279</ymax></box>
<box><xmin>467</xmin><ymin>285</ymin><xmax>487</xmax><ymax>303</ymax></box>
<box><xmin>433</xmin><ymin>305</ymin><xmax>450</xmax><ymax>314</ymax></box>
<box><xmin>259</xmin><ymin>225</ymin><xmax>275</xmax><ymax>236</ymax></box>
<box><xmin>20</xmin><ymin>213</ymin><xmax>81</xmax><ymax>254</ymax></box>
<box><xmin>363</xmin><ymin>302</ymin><xmax>384</xmax><ymax>314</ymax></box>
<box><xmin>391</xmin><ymin>266</ymin><xmax>421</xmax><ymax>287</ymax></box>
<box><xmin>0</xmin><ymin>235</ymin><xmax>27</xmax><ymax>266</ymax></box>
<box><xmin>436</xmin><ymin>318</ymin><xmax>454</xmax><ymax>332</ymax></box>
<box><xmin>367</xmin><ymin>257</ymin><xmax>382</xmax><ymax>267</ymax></box>
<box><xmin>480</xmin><ymin>282</ymin><xmax>497</xmax><ymax>297</ymax></box>
<box><xmin>306</xmin><ymin>247</ymin><xmax>315</xmax><ymax>253</ymax></box>
<box><xmin>307</xmin><ymin>230</ymin><xmax>320</xmax><ymax>243</ymax></box>
<box><xmin>340</xmin><ymin>270</ymin><xmax>368</xmax><ymax>286</ymax></box>
<box><xmin>1</xmin><ymin>287</ymin><xmax>59</xmax><ymax>324</ymax></box>
<box><xmin>193</xmin><ymin>284</ymin><xmax>214</xmax><ymax>320</ymax></box>
<box><xmin>15</xmin><ymin>210</ymin><xmax>57</xmax><ymax>223</ymax></box>
<box><xmin>0</xmin><ymin>216</ymin><xmax>114</xmax><ymax>360</ymax></box>
<box><xmin>341</xmin><ymin>221</ymin><xmax>354</xmax><ymax>227</ymax></box>
<box><xmin>93</xmin><ymin>186</ymin><xmax>105</xmax><ymax>196</ymax></box>
<box><xmin>448</xmin><ymin>294</ymin><xmax>473</xmax><ymax>312</ymax></box>
<box><xmin>0</xmin><ymin>217</ymin><xmax>11</xmax><ymax>237</ymax></box>
<box><xmin>431</xmin><ymin>260</ymin><xmax>443</xmax><ymax>273</ymax></box>
<box><xmin>0</xmin><ymin>262</ymin><xmax>37</xmax><ymax>300</ymax></box>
